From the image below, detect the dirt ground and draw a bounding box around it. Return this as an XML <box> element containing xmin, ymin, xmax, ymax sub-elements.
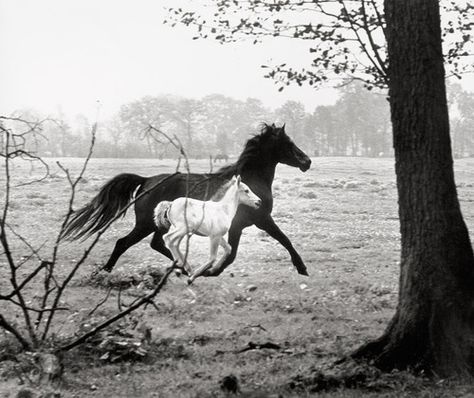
<box><xmin>2</xmin><ymin>156</ymin><xmax>474</xmax><ymax>397</ymax></box>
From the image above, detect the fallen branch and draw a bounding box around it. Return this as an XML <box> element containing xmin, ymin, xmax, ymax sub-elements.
<box><xmin>236</xmin><ymin>341</ymin><xmax>282</xmax><ymax>353</ymax></box>
<box><xmin>88</xmin><ymin>287</ymin><xmax>113</xmax><ymax>317</ymax></box>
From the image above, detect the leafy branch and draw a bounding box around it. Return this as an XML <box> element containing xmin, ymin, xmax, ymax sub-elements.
<box><xmin>165</xmin><ymin>0</ymin><xmax>473</xmax><ymax>90</ymax></box>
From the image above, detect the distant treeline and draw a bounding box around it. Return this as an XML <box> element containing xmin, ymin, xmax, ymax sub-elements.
<box><xmin>7</xmin><ymin>83</ymin><xmax>474</xmax><ymax>159</ymax></box>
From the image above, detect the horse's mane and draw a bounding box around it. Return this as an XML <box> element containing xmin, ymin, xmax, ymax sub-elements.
<box><xmin>205</xmin><ymin>123</ymin><xmax>278</xmax><ymax>200</ymax></box>
<box><xmin>216</xmin><ymin>123</ymin><xmax>276</xmax><ymax>178</ymax></box>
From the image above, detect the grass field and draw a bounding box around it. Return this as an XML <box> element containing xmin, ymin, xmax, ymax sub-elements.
<box><xmin>2</xmin><ymin>156</ymin><xmax>474</xmax><ymax>397</ymax></box>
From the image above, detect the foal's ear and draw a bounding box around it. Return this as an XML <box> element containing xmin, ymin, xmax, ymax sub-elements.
<box><xmin>236</xmin><ymin>175</ymin><xmax>241</xmax><ymax>185</ymax></box>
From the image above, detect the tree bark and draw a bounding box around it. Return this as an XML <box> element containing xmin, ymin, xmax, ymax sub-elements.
<box><xmin>353</xmin><ymin>0</ymin><xmax>474</xmax><ymax>377</ymax></box>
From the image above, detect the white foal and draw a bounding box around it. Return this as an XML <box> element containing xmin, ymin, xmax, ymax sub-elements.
<box><xmin>154</xmin><ymin>175</ymin><xmax>261</xmax><ymax>283</ymax></box>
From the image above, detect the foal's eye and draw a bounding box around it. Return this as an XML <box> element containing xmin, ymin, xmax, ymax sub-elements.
<box><xmin>245</xmin><ymin>189</ymin><xmax>249</xmax><ymax>193</ymax></box>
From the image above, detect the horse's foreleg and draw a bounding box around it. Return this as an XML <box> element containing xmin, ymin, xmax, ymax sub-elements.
<box><xmin>103</xmin><ymin>226</ymin><xmax>153</xmax><ymax>272</ymax></box>
<box><xmin>255</xmin><ymin>216</ymin><xmax>308</xmax><ymax>276</ymax></box>
<box><xmin>188</xmin><ymin>237</ymin><xmax>219</xmax><ymax>284</ymax></box>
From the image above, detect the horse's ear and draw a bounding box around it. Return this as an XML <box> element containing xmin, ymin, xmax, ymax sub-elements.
<box><xmin>271</xmin><ymin>123</ymin><xmax>276</xmax><ymax>128</ymax></box>
<box><xmin>236</xmin><ymin>175</ymin><xmax>241</xmax><ymax>185</ymax></box>
<box><xmin>282</xmin><ymin>123</ymin><xmax>286</xmax><ymax>130</ymax></box>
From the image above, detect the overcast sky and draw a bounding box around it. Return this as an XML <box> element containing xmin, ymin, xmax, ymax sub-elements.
<box><xmin>1</xmin><ymin>0</ymin><xmax>472</xmax><ymax>122</ymax></box>
<box><xmin>0</xmin><ymin>0</ymin><xmax>338</xmax><ymax>120</ymax></box>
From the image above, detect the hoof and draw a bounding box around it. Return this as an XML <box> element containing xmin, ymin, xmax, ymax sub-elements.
<box><xmin>202</xmin><ymin>269</ymin><xmax>219</xmax><ymax>277</ymax></box>
<box><xmin>174</xmin><ymin>268</ymin><xmax>189</xmax><ymax>277</ymax></box>
<box><xmin>298</xmin><ymin>268</ymin><xmax>309</xmax><ymax>276</ymax></box>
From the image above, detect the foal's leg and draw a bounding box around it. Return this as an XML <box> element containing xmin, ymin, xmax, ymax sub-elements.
<box><xmin>168</xmin><ymin>227</ymin><xmax>193</xmax><ymax>270</ymax></box>
<box><xmin>203</xmin><ymin>224</ymin><xmax>244</xmax><ymax>276</ymax></box>
<box><xmin>213</xmin><ymin>237</ymin><xmax>232</xmax><ymax>268</ymax></box>
<box><xmin>163</xmin><ymin>228</ymin><xmax>185</xmax><ymax>267</ymax></box>
<box><xmin>188</xmin><ymin>236</ymin><xmax>220</xmax><ymax>284</ymax></box>
<box><xmin>255</xmin><ymin>216</ymin><xmax>308</xmax><ymax>276</ymax></box>
<box><xmin>174</xmin><ymin>233</ymin><xmax>193</xmax><ymax>275</ymax></box>
<box><xmin>161</xmin><ymin>228</ymin><xmax>190</xmax><ymax>276</ymax></box>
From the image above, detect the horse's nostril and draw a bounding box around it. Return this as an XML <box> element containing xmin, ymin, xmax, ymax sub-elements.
<box><xmin>302</xmin><ymin>158</ymin><xmax>311</xmax><ymax>170</ymax></box>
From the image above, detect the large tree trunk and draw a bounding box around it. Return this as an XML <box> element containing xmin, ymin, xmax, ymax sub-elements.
<box><xmin>353</xmin><ymin>0</ymin><xmax>474</xmax><ymax>377</ymax></box>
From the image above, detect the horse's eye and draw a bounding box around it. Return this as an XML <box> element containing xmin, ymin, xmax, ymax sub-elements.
<box><xmin>245</xmin><ymin>189</ymin><xmax>249</xmax><ymax>193</ymax></box>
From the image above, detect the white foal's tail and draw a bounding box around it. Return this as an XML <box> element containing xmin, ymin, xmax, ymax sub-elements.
<box><xmin>154</xmin><ymin>201</ymin><xmax>172</xmax><ymax>230</ymax></box>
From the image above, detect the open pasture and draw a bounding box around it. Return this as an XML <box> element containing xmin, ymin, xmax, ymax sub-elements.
<box><xmin>2</xmin><ymin>156</ymin><xmax>474</xmax><ymax>397</ymax></box>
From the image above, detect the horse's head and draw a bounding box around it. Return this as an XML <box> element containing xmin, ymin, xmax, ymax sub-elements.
<box><xmin>263</xmin><ymin>123</ymin><xmax>311</xmax><ymax>172</ymax></box>
<box><xmin>233</xmin><ymin>175</ymin><xmax>261</xmax><ymax>209</ymax></box>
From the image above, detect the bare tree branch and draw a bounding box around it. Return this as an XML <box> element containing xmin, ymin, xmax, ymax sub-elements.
<box><xmin>0</xmin><ymin>314</ymin><xmax>30</xmax><ymax>350</ymax></box>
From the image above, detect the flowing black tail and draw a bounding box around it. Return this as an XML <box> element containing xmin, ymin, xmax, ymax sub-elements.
<box><xmin>62</xmin><ymin>173</ymin><xmax>146</xmax><ymax>241</ymax></box>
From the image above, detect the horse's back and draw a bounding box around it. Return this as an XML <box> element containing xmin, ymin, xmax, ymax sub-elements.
<box><xmin>134</xmin><ymin>172</ymin><xmax>226</xmax><ymax>222</ymax></box>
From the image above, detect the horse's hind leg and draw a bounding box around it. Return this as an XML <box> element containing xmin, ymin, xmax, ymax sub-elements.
<box><xmin>103</xmin><ymin>226</ymin><xmax>153</xmax><ymax>272</ymax></box>
<box><xmin>150</xmin><ymin>231</ymin><xmax>173</xmax><ymax>261</ymax></box>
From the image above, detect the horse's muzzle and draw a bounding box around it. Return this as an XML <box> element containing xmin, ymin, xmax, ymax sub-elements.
<box><xmin>299</xmin><ymin>158</ymin><xmax>312</xmax><ymax>172</ymax></box>
<box><xmin>254</xmin><ymin>199</ymin><xmax>262</xmax><ymax>209</ymax></box>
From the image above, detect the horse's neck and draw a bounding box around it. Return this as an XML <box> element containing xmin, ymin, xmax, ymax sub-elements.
<box><xmin>219</xmin><ymin>185</ymin><xmax>240</xmax><ymax>217</ymax></box>
<box><xmin>242</xmin><ymin>163</ymin><xmax>276</xmax><ymax>187</ymax></box>
<box><xmin>262</xmin><ymin>164</ymin><xmax>276</xmax><ymax>185</ymax></box>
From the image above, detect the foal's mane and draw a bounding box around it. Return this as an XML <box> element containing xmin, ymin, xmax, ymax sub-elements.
<box><xmin>217</xmin><ymin>123</ymin><xmax>277</xmax><ymax>178</ymax></box>
<box><xmin>210</xmin><ymin>179</ymin><xmax>234</xmax><ymax>200</ymax></box>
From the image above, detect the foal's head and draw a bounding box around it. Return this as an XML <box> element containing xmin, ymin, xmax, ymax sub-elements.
<box><xmin>232</xmin><ymin>175</ymin><xmax>261</xmax><ymax>209</ymax></box>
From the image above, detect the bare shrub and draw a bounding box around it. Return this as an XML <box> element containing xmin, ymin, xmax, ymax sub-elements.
<box><xmin>0</xmin><ymin>117</ymin><xmax>192</xmax><ymax>385</ymax></box>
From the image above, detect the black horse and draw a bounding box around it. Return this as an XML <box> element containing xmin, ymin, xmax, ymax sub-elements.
<box><xmin>63</xmin><ymin>123</ymin><xmax>311</xmax><ymax>276</ymax></box>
